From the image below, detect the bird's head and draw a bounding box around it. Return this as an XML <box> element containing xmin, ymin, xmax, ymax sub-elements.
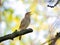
<box><xmin>25</xmin><ymin>12</ymin><xmax>31</xmax><ymax>18</ymax></box>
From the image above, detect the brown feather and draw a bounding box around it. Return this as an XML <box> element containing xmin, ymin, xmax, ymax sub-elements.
<box><xmin>19</xmin><ymin>12</ymin><xmax>31</xmax><ymax>40</ymax></box>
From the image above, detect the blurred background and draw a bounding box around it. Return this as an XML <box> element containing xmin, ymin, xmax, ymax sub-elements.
<box><xmin>0</xmin><ymin>0</ymin><xmax>60</xmax><ymax>45</ymax></box>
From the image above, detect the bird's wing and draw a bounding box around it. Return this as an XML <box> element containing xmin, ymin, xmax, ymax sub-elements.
<box><xmin>19</xmin><ymin>18</ymin><xmax>26</xmax><ymax>29</ymax></box>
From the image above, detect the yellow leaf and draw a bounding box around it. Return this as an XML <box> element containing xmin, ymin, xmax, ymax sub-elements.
<box><xmin>40</xmin><ymin>23</ymin><xmax>48</xmax><ymax>30</ymax></box>
<box><xmin>12</xmin><ymin>16</ymin><xmax>20</xmax><ymax>32</ymax></box>
<box><xmin>55</xmin><ymin>38</ymin><xmax>60</xmax><ymax>45</ymax></box>
<box><xmin>30</xmin><ymin>0</ymin><xmax>38</xmax><ymax>14</ymax></box>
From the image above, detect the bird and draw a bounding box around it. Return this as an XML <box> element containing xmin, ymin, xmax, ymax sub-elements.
<box><xmin>19</xmin><ymin>12</ymin><xmax>31</xmax><ymax>40</ymax></box>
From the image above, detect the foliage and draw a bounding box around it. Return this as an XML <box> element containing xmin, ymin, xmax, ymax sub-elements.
<box><xmin>0</xmin><ymin>0</ymin><xmax>60</xmax><ymax>45</ymax></box>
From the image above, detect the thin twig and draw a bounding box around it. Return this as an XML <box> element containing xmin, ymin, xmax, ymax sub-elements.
<box><xmin>41</xmin><ymin>32</ymin><xmax>60</xmax><ymax>45</ymax></box>
<box><xmin>47</xmin><ymin>0</ymin><xmax>60</xmax><ymax>8</ymax></box>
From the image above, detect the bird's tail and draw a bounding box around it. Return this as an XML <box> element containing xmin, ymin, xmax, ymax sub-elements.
<box><xmin>19</xmin><ymin>36</ymin><xmax>22</xmax><ymax>40</ymax></box>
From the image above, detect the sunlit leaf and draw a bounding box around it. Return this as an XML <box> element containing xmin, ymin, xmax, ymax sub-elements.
<box><xmin>30</xmin><ymin>0</ymin><xmax>38</xmax><ymax>14</ymax></box>
<box><xmin>55</xmin><ymin>38</ymin><xmax>60</xmax><ymax>45</ymax></box>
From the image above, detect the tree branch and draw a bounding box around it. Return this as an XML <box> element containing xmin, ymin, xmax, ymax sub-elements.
<box><xmin>47</xmin><ymin>0</ymin><xmax>60</xmax><ymax>8</ymax></box>
<box><xmin>49</xmin><ymin>32</ymin><xmax>60</xmax><ymax>45</ymax></box>
<box><xmin>41</xmin><ymin>32</ymin><xmax>60</xmax><ymax>45</ymax></box>
<box><xmin>0</xmin><ymin>28</ymin><xmax>33</xmax><ymax>42</ymax></box>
